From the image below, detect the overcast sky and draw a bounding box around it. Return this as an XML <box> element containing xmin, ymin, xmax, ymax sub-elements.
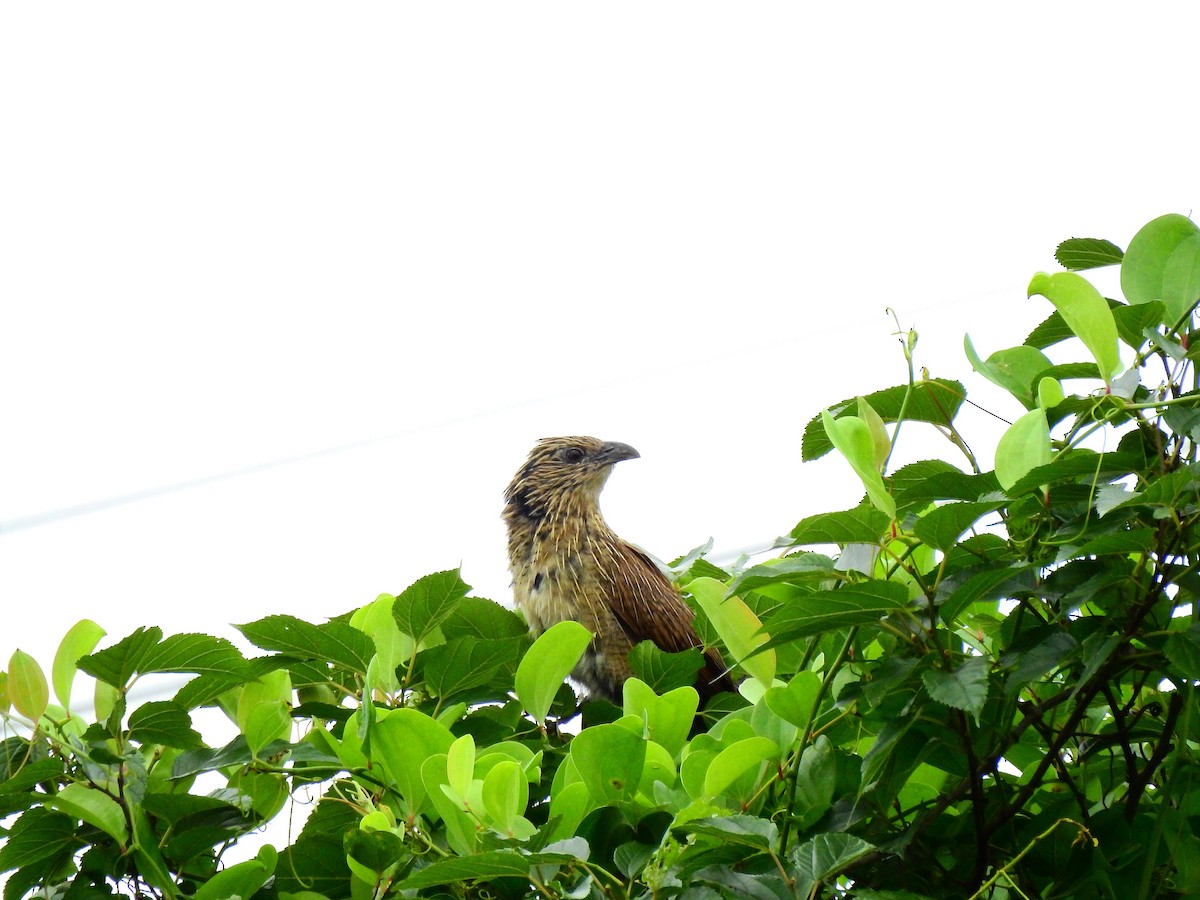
<box><xmin>3</xmin><ymin>4</ymin><xmax>1198</xmax><ymax>687</ymax></box>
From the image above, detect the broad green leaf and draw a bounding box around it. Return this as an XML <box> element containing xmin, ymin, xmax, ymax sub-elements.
<box><xmin>43</xmin><ymin>783</ymin><xmax>128</xmax><ymax>845</ymax></box>
<box><xmin>7</xmin><ymin>650</ymin><xmax>48</xmax><ymax>722</ymax></box>
<box><xmin>622</xmin><ymin>678</ymin><xmax>697</xmax><ymax>758</ymax></box>
<box><xmin>51</xmin><ymin>620</ymin><xmax>105</xmax><ymax>712</ymax></box>
<box><xmin>1114</xmin><ymin>300</ymin><xmax>1167</xmax><ymax>349</ymax></box>
<box><xmin>372</xmin><ymin>709</ymin><xmax>455</xmax><ymax>816</ymax></box>
<box><xmin>1037</xmin><ymin>376</ymin><xmax>1065</xmax><ymax>409</ymax></box>
<box><xmin>764</xmin><ymin>671</ymin><xmax>821</xmax><ymax>729</ymax></box>
<box><xmin>994</xmin><ymin>408</ymin><xmax>1051</xmax><ymax>491</ymax></box>
<box><xmin>237</xmin><ymin>616</ymin><xmax>373</xmax><ymax>674</ymax></box>
<box><xmin>787</xmin><ymin>506</ymin><xmax>891</xmax><ymax>546</ymax></box>
<box><xmin>194</xmin><ymin>844</ymin><xmax>277</xmax><ymax>900</ymax></box>
<box><xmin>803</xmin><ymin>379</ymin><xmax>965</xmax><ymax>461</ymax></box>
<box><xmin>1165</xmin><ymin>624</ymin><xmax>1200</xmax><ymax>680</ymax></box>
<box><xmin>679</xmin><ymin>815</ymin><xmax>779</xmax><ymax>850</ymax></box>
<box><xmin>912</xmin><ymin>500</ymin><xmax>1004</xmax><ymax>552</ymax></box>
<box><xmin>1028</xmin><ymin>271</ymin><xmax>1121</xmax><ymax>380</ymax></box>
<box><xmin>964</xmin><ymin>337</ymin><xmax>1054</xmax><ymax>409</ymax></box>
<box><xmin>690</xmin><ymin>577</ymin><xmax>775</xmax><ymax>688</ymax></box>
<box><xmin>392</xmin><ymin>568</ymin><xmax>472</xmax><ymax>643</ymax></box>
<box><xmin>350</xmin><ymin>593</ymin><xmax>409</xmax><ymax>693</ymax></box>
<box><xmin>344</xmin><ymin>829</ymin><xmax>405</xmax><ymax>878</ymax></box>
<box><xmin>397</xmin><ymin>848</ymin><xmax>584</xmax><ymax>891</ymax></box>
<box><xmin>762</xmin><ymin>581</ymin><xmax>908</xmax><ymax>644</ymax></box>
<box><xmin>702</xmin><ymin>737</ymin><xmax>778</xmax><ymax>801</ymax></box>
<box><xmin>790</xmin><ymin>833</ymin><xmax>877</xmax><ymax>897</ymax></box>
<box><xmin>76</xmin><ymin>627</ymin><xmax>162</xmax><ymax>688</ymax></box>
<box><xmin>569</xmin><ymin>722</ymin><xmax>646</xmax><ymax>804</ymax></box>
<box><xmin>937</xmin><ymin>564</ymin><xmax>1034</xmax><ymax>625</ymax></box>
<box><xmin>238</xmin><ymin>670</ymin><xmax>293</xmax><ymax>758</ymax></box>
<box><xmin>627</xmin><ymin>642</ymin><xmax>704</xmax><ymax>695</ymax></box>
<box><xmin>1121</xmin><ymin>213</ymin><xmax>1200</xmax><ymax>323</ymax></box>
<box><xmin>1055</xmin><ymin>237</ymin><xmax>1124</xmax><ymax>270</ymax></box>
<box><xmin>440</xmin><ymin>595</ymin><xmax>528</xmax><ymax>640</ymax></box>
<box><xmin>420</xmin><ymin>635</ymin><xmax>524</xmax><ymax>699</ymax></box>
<box><xmin>128</xmin><ymin>701</ymin><xmax>204</xmax><ymax>750</ymax></box>
<box><xmin>0</xmin><ymin>807</ymin><xmax>77</xmax><ymax>871</ymax></box>
<box><xmin>821</xmin><ymin>410</ymin><xmax>896</xmax><ymax>519</ymax></box>
<box><xmin>921</xmin><ymin>656</ymin><xmax>989</xmax><ymax>722</ymax></box>
<box><xmin>727</xmin><ymin>554</ymin><xmax>837</xmax><ymax>595</ymax></box>
<box><xmin>423</xmin><ymin>753</ymin><xmax>479</xmax><ymax>856</ymax></box>
<box><xmin>482</xmin><ymin>760</ymin><xmax>526</xmax><ymax>834</ymax></box>
<box><xmin>515</xmin><ymin>620</ymin><xmax>591</xmax><ymax>723</ymax></box>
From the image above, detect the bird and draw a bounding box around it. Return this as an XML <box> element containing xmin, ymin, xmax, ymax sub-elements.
<box><xmin>503</xmin><ymin>436</ymin><xmax>733</xmax><ymax>706</ymax></box>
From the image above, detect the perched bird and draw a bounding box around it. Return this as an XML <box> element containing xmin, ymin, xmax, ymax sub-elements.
<box><xmin>503</xmin><ymin>436</ymin><xmax>733</xmax><ymax>705</ymax></box>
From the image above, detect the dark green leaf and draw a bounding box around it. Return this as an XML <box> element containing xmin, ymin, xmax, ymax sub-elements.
<box><xmin>680</xmin><ymin>815</ymin><xmax>778</xmax><ymax>850</ymax></box>
<box><xmin>140</xmin><ymin>634</ymin><xmax>250</xmax><ymax>678</ymax></box>
<box><xmin>127</xmin><ymin>701</ymin><xmax>205</xmax><ymax>749</ymax></box>
<box><xmin>419</xmin><ymin>636</ymin><xmax>525</xmax><ymax>699</ymax></box>
<box><xmin>1055</xmin><ymin>237</ymin><xmax>1124</xmax><ymax>270</ymax></box>
<box><xmin>802</xmin><ymin>379</ymin><xmax>965</xmax><ymax>461</ymax></box>
<box><xmin>392</xmin><ymin>569</ymin><xmax>472</xmax><ymax>642</ymax></box>
<box><xmin>0</xmin><ymin>807</ymin><xmax>77</xmax><ymax>872</ymax></box>
<box><xmin>1002</xmin><ymin>631</ymin><xmax>1080</xmax><ymax>692</ymax></box>
<box><xmin>921</xmin><ymin>656</ymin><xmax>989</xmax><ymax>721</ymax></box>
<box><xmin>1072</xmin><ymin>526</ymin><xmax>1156</xmax><ymax>558</ymax></box>
<box><xmin>1166</xmin><ymin>624</ymin><xmax>1200</xmax><ymax>680</ymax></box>
<box><xmin>912</xmin><ymin>501</ymin><xmax>1004</xmax><ymax>552</ymax></box>
<box><xmin>236</xmin><ymin>616</ymin><xmax>374</xmax><ymax>674</ymax></box>
<box><xmin>628</xmin><ymin>642</ymin><xmax>704</xmax><ymax>694</ymax></box>
<box><xmin>937</xmin><ymin>565</ymin><xmax>1035</xmax><ymax>626</ymax></box>
<box><xmin>398</xmin><ymin>848</ymin><xmax>582</xmax><ymax>890</ymax></box>
<box><xmin>76</xmin><ymin>627</ymin><xmax>163</xmax><ymax>688</ymax></box>
<box><xmin>789</xmin><ymin>832</ymin><xmax>877</xmax><ymax>892</ymax></box>
<box><xmin>1033</xmin><ymin>361</ymin><xmax>1102</xmax><ymax>385</ymax></box>
<box><xmin>1007</xmin><ymin>449</ymin><xmax>1141</xmax><ymax>496</ymax></box>
<box><xmin>173</xmin><ymin>673</ymin><xmax>249</xmax><ymax>711</ymax></box>
<box><xmin>762</xmin><ymin>581</ymin><xmax>909</xmax><ymax>644</ymax></box>
<box><xmin>173</xmin><ymin>735</ymin><xmax>264</xmax><ymax>779</ymax></box>
<box><xmin>344</xmin><ymin>829</ymin><xmax>405</xmax><ymax>876</ymax></box>
<box><xmin>787</xmin><ymin>506</ymin><xmax>891</xmax><ymax>546</ymax></box>
<box><xmin>0</xmin><ymin>757</ymin><xmax>63</xmax><ymax>796</ymax></box>
<box><xmin>892</xmin><ymin>460</ymin><xmax>999</xmax><ymax>507</ymax></box>
<box><xmin>439</xmin><ymin>596</ymin><xmax>527</xmax><ymax>641</ymax></box>
<box><xmin>1114</xmin><ymin>300</ymin><xmax>1167</xmax><ymax>348</ymax></box>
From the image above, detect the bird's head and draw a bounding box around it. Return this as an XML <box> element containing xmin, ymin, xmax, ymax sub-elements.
<box><xmin>503</xmin><ymin>436</ymin><xmax>640</xmax><ymax>521</ymax></box>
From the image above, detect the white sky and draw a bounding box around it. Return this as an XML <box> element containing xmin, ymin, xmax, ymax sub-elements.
<box><xmin>3</xmin><ymin>4</ymin><xmax>1199</xmax><ymax>687</ymax></box>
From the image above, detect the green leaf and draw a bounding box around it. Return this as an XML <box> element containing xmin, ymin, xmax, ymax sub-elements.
<box><xmin>1028</xmin><ymin>271</ymin><xmax>1122</xmax><ymax>380</ymax></box>
<box><xmin>922</xmin><ymin>656</ymin><xmax>989</xmax><ymax>722</ymax></box>
<box><xmin>371</xmin><ymin>709</ymin><xmax>455</xmax><ymax>816</ymax></box>
<box><xmin>569</xmin><ymin>723</ymin><xmax>646</xmax><ymax>804</ymax></box>
<box><xmin>0</xmin><ymin>807</ymin><xmax>77</xmax><ymax>872</ymax></box>
<box><xmin>1114</xmin><ymin>300</ymin><xmax>1167</xmax><ymax>349</ymax></box>
<box><xmin>238</xmin><ymin>670</ymin><xmax>293</xmax><ymax>758</ymax></box>
<box><xmin>787</xmin><ymin>506</ymin><xmax>891</xmax><ymax>546</ymax></box>
<box><xmin>802</xmin><ymin>379</ymin><xmax>965</xmax><ymax>461</ymax></box>
<box><xmin>440</xmin><ymin>596</ymin><xmax>528</xmax><ymax>640</ymax></box>
<box><xmin>1056</xmin><ymin>237</ymin><xmax>1124</xmax><ymax>270</ymax></box>
<box><xmin>237</xmin><ymin>616</ymin><xmax>373</xmax><ymax>674</ymax></box>
<box><xmin>420</xmin><ymin>635</ymin><xmax>524</xmax><ymax>699</ymax></box>
<box><xmin>344</xmin><ymin>829</ymin><xmax>405</xmax><ymax>877</ymax></box>
<box><xmin>627</xmin><ymin>642</ymin><xmax>704</xmax><ymax>694</ymax></box>
<box><xmin>392</xmin><ymin>568</ymin><xmax>472</xmax><ymax>643</ymax></box>
<box><xmin>76</xmin><ymin>627</ymin><xmax>162</xmax><ymax>687</ymax></box>
<box><xmin>821</xmin><ymin>410</ymin><xmax>896</xmax><ymax>519</ymax></box>
<box><xmin>1121</xmin><ymin>213</ymin><xmax>1200</xmax><ymax>323</ymax></box>
<box><xmin>193</xmin><ymin>844</ymin><xmax>277</xmax><ymax>900</ymax></box>
<box><xmin>727</xmin><ymin>554</ymin><xmax>837</xmax><ymax>596</ymax></box>
<box><xmin>127</xmin><ymin>701</ymin><xmax>205</xmax><ymax>749</ymax></box>
<box><xmin>1165</xmin><ymin>624</ymin><xmax>1200</xmax><ymax>680</ymax></box>
<box><xmin>703</xmin><ymin>737</ymin><xmax>778</xmax><ymax>801</ymax></box>
<box><xmin>51</xmin><ymin>620</ymin><xmax>106</xmax><ymax>712</ymax></box>
<box><xmin>7</xmin><ymin>651</ymin><xmax>48</xmax><ymax>722</ymax></box>
<box><xmin>397</xmin><ymin>848</ymin><xmax>583</xmax><ymax>890</ymax></box>
<box><xmin>964</xmin><ymin>337</ymin><xmax>1053</xmax><ymax>409</ymax></box>
<box><xmin>622</xmin><ymin>679</ymin><xmax>697</xmax><ymax>758</ymax></box>
<box><xmin>762</xmin><ymin>581</ymin><xmax>909</xmax><ymax>644</ymax></box>
<box><xmin>515</xmin><ymin>620</ymin><xmax>591</xmax><ymax>723</ymax></box>
<box><xmin>690</xmin><ymin>577</ymin><xmax>775</xmax><ymax>688</ymax></box>
<box><xmin>679</xmin><ymin>815</ymin><xmax>779</xmax><ymax>850</ymax></box>
<box><xmin>995</xmin><ymin>408</ymin><xmax>1051</xmax><ymax>492</ymax></box>
<box><xmin>482</xmin><ymin>760</ymin><xmax>526</xmax><ymax>834</ymax></box>
<box><xmin>764</xmin><ymin>671</ymin><xmax>820</xmax><ymax>729</ymax></box>
<box><xmin>937</xmin><ymin>565</ymin><xmax>1034</xmax><ymax>626</ymax></box>
<box><xmin>789</xmin><ymin>832</ymin><xmax>877</xmax><ymax>895</ymax></box>
<box><xmin>43</xmin><ymin>783</ymin><xmax>128</xmax><ymax>845</ymax></box>
<box><xmin>912</xmin><ymin>501</ymin><xmax>1004</xmax><ymax>552</ymax></box>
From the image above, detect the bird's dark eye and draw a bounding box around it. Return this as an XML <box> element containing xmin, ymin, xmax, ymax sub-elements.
<box><xmin>560</xmin><ymin>447</ymin><xmax>586</xmax><ymax>464</ymax></box>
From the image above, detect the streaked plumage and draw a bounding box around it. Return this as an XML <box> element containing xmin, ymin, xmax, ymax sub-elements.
<box><xmin>503</xmin><ymin>436</ymin><xmax>732</xmax><ymax>704</ymax></box>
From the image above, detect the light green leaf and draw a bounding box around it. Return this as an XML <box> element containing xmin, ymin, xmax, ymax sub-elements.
<box><xmin>690</xmin><ymin>577</ymin><xmax>775</xmax><ymax>689</ymax></box>
<box><xmin>392</xmin><ymin>568</ymin><xmax>472</xmax><ymax>644</ymax></box>
<box><xmin>44</xmin><ymin>783</ymin><xmax>128</xmax><ymax>845</ymax></box>
<box><xmin>1028</xmin><ymin>271</ymin><xmax>1121</xmax><ymax>380</ymax></box>
<box><xmin>194</xmin><ymin>843</ymin><xmax>277</xmax><ymax>900</ymax></box>
<box><xmin>702</xmin><ymin>736</ymin><xmax>779</xmax><ymax>801</ymax></box>
<box><xmin>1121</xmin><ymin>213</ymin><xmax>1200</xmax><ymax>323</ymax></box>
<box><xmin>764</xmin><ymin>671</ymin><xmax>821</xmax><ymax>729</ymax></box>
<box><xmin>964</xmin><ymin>336</ymin><xmax>1054</xmax><ymax>409</ymax></box>
<box><xmin>446</xmin><ymin>734</ymin><xmax>476</xmax><ymax>801</ymax></box>
<box><xmin>1037</xmin><ymin>376</ymin><xmax>1065</xmax><ymax>409</ymax></box>
<box><xmin>51</xmin><ymin>620</ymin><xmax>106</xmax><ymax>712</ymax></box>
<box><xmin>515</xmin><ymin>620</ymin><xmax>591</xmax><ymax>723</ymax></box>
<box><xmin>622</xmin><ymin>678</ymin><xmax>697</xmax><ymax>758</ymax></box>
<box><xmin>820</xmin><ymin>410</ymin><xmax>896</xmax><ymax>519</ymax></box>
<box><xmin>569</xmin><ymin>723</ymin><xmax>646</xmax><ymax>804</ymax></box>
<box><xmin>372</xmin><ymin>709</ymin><xmax>455</xmax><ymax>816</ymax></box>
<box><xmin>482</xmin><ymin>760</ymin><xmax>525</xmax><ymax>834</ymax></box>
<box><xmin>994</xmin><ymin>408</ymin><xmax>1051</xmax><ymax>491</ymax></box>
<box><xmin>857</xmin><ymin>397</ymin><xmax>891</xmax><ymax>470</ymax></box>
<box><xmin>8</xmin><ymin>650</ymin><xmax>49</xmax><ymax>721</ymax></box>
<box><xmin>237</xmin><ymin>670</ymin><xmax>293</xmax><ymax>758</ymax></box>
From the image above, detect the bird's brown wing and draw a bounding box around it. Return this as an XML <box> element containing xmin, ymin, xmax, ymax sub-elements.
<box><xmin>604</xmin><ymin>539</ymin><xmax>734</xmax><ymax>700</ymax></box>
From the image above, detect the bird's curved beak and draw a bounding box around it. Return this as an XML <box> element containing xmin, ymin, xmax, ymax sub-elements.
<box><xmin>597</xmin><ymin>441</ymin><xmax>640</xmax><ymax>465</ymax></box>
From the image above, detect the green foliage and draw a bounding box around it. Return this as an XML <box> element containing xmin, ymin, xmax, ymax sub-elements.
<box><xmin>3</xmin><ymin>213</ymin><xmax>1200</xmax><ymax>898</ymax></box>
